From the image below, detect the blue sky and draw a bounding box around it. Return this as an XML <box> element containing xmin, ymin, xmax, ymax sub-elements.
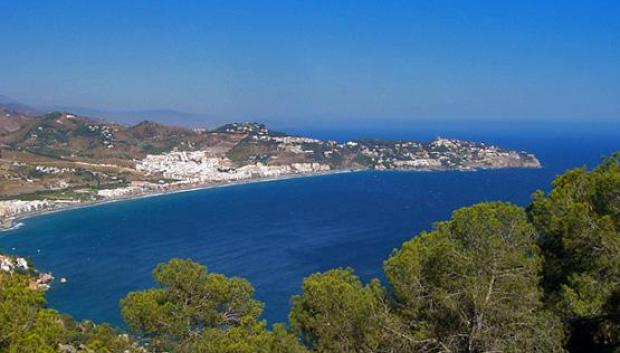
<box><xmin>0</xmin><ymin>0</ymin><xmax>619</xmax><ymax>127</ymax></box>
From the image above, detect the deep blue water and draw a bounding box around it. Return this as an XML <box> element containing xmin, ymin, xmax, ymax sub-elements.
<box><xmin>0</xmin><ymin>127</ymin><xmax>618</xmax><ymax>328</ymax></box>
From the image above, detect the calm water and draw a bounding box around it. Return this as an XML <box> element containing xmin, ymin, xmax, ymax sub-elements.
<box><xmin>0</xmin><ymin>129</ymin><xmax>618</xmax><ymax>327</ymax></box>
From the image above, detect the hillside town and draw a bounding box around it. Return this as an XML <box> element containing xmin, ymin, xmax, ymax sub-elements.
<box><xmin>0</xmin><ymin>112</ymin><xmax>541</xmax><ymax>229</ymax></box>
<box><xmin>136</xmin><ymin>151</ymin><xmax>331</xmax><ymax>183</ymax></box>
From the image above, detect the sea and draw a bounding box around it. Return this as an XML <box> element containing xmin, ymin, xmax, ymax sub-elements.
<box><xmin>0</xmin><ymin>121</ymin><xmax>618</xmax><ymax>327</ymax></box>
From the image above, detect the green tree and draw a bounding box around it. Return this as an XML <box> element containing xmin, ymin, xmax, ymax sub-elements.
<box><xmin>529</xmin><ymin>153</ymin><xmax>620</xmax><ymax>352</ymax></box>
<box><xmin>0</xmin><ymin>270</ymin><xmax>140</xmax><ymax>353</ymax></box>
<box><xmin>120</xmin><ymin>258</ymin><xmax>305</xmax><ymax>353</ymax></box>
<box><xmin>384</xmin><ymin>202</ymin><xmax>564</xmax><ymax>353</ymax></box>
<box><xmin>0</xmin><ymin>272</ymin><xmax>66</xmax><ymax>352</ymax></box>
<box><xmin>189</xmin><ymin>322</ymin><xmax>307</xmax><ymax>353</ymax></box>
<box><xmin>289</xmin><ymin>268</ymin><xmax>389</xmax><ymax>353</ymax></box>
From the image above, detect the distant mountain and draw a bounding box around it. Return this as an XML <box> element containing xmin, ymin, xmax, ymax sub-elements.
<box><xmin>39</xmin><ymin>105</ymin><xmax>211</xmax><ymax>128</ymax></box>
<box><xmin>0</xmin><ymin>95</ymin><xmax>17</xmax><ymax>104</ymax></box>
<box><xmin>0</xmin><ymin>96</ymin><xmax>39</xmax><ymax>136</ymax></box>
<box><xmin>0</xmin><ymin>105</ymin><xmax>541</xmax><ymax>199</ymax></box>
<box><xmin>0</xmin><ymin>94</ymin><xmax>212</xmax><ymax>128</ymax></box>
<box><xmin>0</xmin><ymin>111</ymin><xmax>222</xmax><ymax>161</ymax></box>
<box><xmin>0</xmin><ymin>95</ymin><xmax>39</xmax><ymax>115</ymax></box>
<box><xmin>116</xmin><ymin>109</ymin><xmax>211</xmax><ymax>128</ymax></box>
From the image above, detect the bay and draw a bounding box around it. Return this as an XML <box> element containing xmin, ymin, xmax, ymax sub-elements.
<box><xmin>0</xmin><ymin>131</ymin><xmax>618</xmax><ymax>327</ymax></box>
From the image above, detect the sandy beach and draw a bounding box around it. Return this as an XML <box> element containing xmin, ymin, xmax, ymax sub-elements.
<box><xmin>1</xmin><ymin>169</ymin><xmax>359</xmax><ymax>231</ymax></box>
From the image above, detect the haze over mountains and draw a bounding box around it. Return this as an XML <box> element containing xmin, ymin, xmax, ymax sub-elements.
<box><xmin>0</xmin><ymin>95</ymin><xmax>39</xmax><ymax>116</ymax></box>
<box><xmin>0</xmin><ymin>95</ymin><xmax>211</xmax><ymax>128</ymax></box>
<box><xmin>0</xmin><ymin>93</ymin><xmax>539</xmax><ymax>204</ymax></box>
<box><xmin>38</xmin><ymin>106</ymin><xmax>211</xmax><ymax>128</ymax></box>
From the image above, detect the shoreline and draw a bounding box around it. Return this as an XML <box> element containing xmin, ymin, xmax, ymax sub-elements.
<box><xmin>0</xmin><ymin>163</ymin><xmax>542</xmax><ymax>232</ymax></box>
<box><xmin>1</xmin><ymin>169</ymin><xmax>359</xmax><ymax>231</ymax></box>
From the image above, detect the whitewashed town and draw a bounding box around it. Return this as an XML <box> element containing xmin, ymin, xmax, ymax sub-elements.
<box><xmin>0</xmin><ymin>115</ymin><xmax>540</xmax><ymax>228</ymax></box>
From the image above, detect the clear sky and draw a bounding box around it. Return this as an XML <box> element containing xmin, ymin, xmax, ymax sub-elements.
<box><xmin>1</xmin><ymin>0</ymin><xmax>619</xmax><ymax>127</ymax></box>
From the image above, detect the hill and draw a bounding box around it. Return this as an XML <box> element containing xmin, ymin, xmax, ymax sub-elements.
<box><xmin>37</xmin><ymin>105</ymin><xmax>211</xmax><ymax>127</ymax></box>
<box><xmin>0</xmin><ymin>108</ymin><xmax>539</xmax><ymax>208</ymax></box>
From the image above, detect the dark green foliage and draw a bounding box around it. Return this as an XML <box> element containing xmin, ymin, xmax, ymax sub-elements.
<box><xmin>352</xmin><ymin>153</ymin><xmax>373</xmax><ymax>166</ymax></box>
<box><xmin>120</xmin><ymin>259</ymin><xmax>262</xmax><ymax>348</ymax></box>
<box><xmin>187</xmin><ymin>322</ymin><xmax>307</xmax><ymax>353</ymax></box>
<box><xmin>384</xmin><ymin>202</ymin><xmax>564</xmax><ymax>353</ymax></box>
<box><xmin>226</xmin><ymin>141</ymin><xmax>275</xmax><ymax>164</ymax></box>
<box><xmin>529</xmin><ymin>153</ymin><xmax>620</xmax><ymax>352</ymax></box>
<box><xmin>288</xmin><ymin>202</ymin><xmax>569</xmax><ymax>353</ymax></box>
<box><xmin>73</xmin><ymin>123</ymin><xmax>97</xmax><ymax>137</ymax></box>
<box><xmin>2</xmin><ymin>188</ymin><xmax>97</xmax><ymax>202</ymax></box>
<box><xmin>120</xmin><ymin>258</ymin><xmax>306</xmax><ymax>353</ymax></box>
<box><xmin>0</xmin><ymin>271</ymin><xmax>140</xmax><ymax>353</ymax></box>
<box><xmin>289</xmin><ymin>268</ymin><xmax>389</xmax><ymax>353</ymax></box>
<box><xmin>140</xmin><ymin>143</ymin><xmax>165</xmax><ymax>154</ymax></box>
<box><xmin>26</xmin><ymin>146</ymin><xmax>72</xmax><ymax>160</ymax></box>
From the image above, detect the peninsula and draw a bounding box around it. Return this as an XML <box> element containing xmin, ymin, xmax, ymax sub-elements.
<box><xmin>0</xmin><ymin>104</ymin><xmax>540</xmax><ymax>227</ymax></box>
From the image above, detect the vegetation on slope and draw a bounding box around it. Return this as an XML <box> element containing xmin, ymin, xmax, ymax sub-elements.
<box><xmin>0</xmin><ymin>272</ymin><xmax>142</xmax><ymax>352</ymax></box>
<box><xmin>529</xmin><ymin>152</ymin><xmax>620</xmax><ymax>351</ymax></box>
<box><xmin>1</xmin><ymin>154</ymin><xmax>619</xmax><ymax>352</ymax></box>
<box><xmin>119</xmin><ymin>259</ymin><xmax>306</xmax><ymax>353</ymax></box>
<box><xmin>0</xmin><ymin>107</ymin><xmax>539</xmax><ymax>200</ymax></box>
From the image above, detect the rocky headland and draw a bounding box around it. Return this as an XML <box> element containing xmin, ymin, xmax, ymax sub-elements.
<box><xmin>0</xmin><ymin>105</ymin><xmax>540</xmax><ymax>227</ymax></box>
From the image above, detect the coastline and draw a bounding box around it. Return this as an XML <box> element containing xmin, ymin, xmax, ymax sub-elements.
<box><xmin>0</xmin><ymin>162</ymin><xmax>542</xmax><ymax>232</ymax></box>
<box><xmin>1</xmin><ymin>169</ymin><xmax>360</xmax><ymax>231</ymax></box>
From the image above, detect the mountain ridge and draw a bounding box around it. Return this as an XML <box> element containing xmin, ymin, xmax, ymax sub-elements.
<box><xmin>0</xmin><ymin>95</ymin><xmax>211</xmax><ymax>128</ymax></box>
<box><xmin>0</xmin><ymin>100</ymin><xmax>540</xmax><ymax>205</ymax></box>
